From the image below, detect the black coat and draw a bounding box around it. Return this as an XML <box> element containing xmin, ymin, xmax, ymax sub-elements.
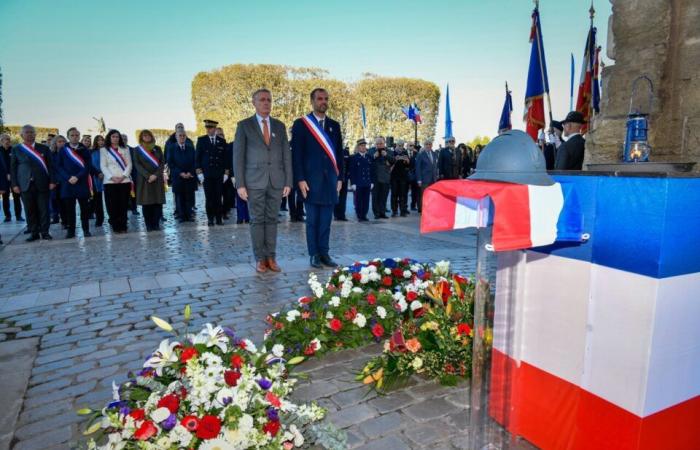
<box><xmin>438</xmin><ymin>147</ymin><xmax>463</xmax><ymax>180</ymax></box>
<box><xmin>167</xmin><ymin>142</ymin><xmax>198</xmax><ymax>193</ymax></box>
<box><xmin>554</xmin><ymin>134</ymin><xmax>585</xmax><ymax>170</ymax></box>
<box><xmin>195</xmin><ymin>134</ymin><xmax>228</xmax><ymax>178</ymax></box>
<box><xmin>10</xmin><ymin>143</ymin><xmax>54</xmax><ymax>192</ymax></box>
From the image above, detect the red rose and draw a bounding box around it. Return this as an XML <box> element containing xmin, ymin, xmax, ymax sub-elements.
<box><xmin>422</xmin><ymin>271</ymin><xmax>432</xmax><ymax>280</ymax></box>
<box><xmin>304</xmin><ymin>341</ymin><xmax>318</xmax><ymax>355</ymax></box>
<box><xmin>231</xmin><ymin>354</ymin><xmax>244</xmax><ymax>369</ymax></box>
<box><xmin>366</xmin><ymin>293</ymin><xmax>377</xmax><ymax>305</ymax></box>
<box><xmin>196</xmin><ymin>415</ymin><xmax>222</xmax><ymax>440</ymax></box>
<box><xmin>129</xmin><ymin>409</ymin><xmax>145</xmax><ymax>421</ymax></box>
<box><xmin>179</xmin><ymin>386</ymin><xmax>188</xmax><ymax>399</ymax></box>
<box><xmin>371</xmin><ymin>323</ymin><xmax>384</xmax><ymax>338</ymax></box>
<box><xmin>224</xmin><ymin>370</ymin><xmax>241</xmax><ymax>387</ymax></box>
<box><xmin>382</xmin><ymin>276</ymin><xmax>392</xmax><ymax>287</ymax></box>
<box><xmin>181</xmin><ymin>415</ymin><xmax>200</xmax><ymax>431</ymax></box>
<box><xmin>179</xmin><ymin>347</ymin><xmax>198</xmax><ymax>363</ymax></box>
<box><xmin>457</xmin><ymin>323</ymin><xmax>472</xmax><ymax>336</ymax></box>
<box><xmin>263</xmin><ymin>420</ymin><xmax>281</xmax><ymax>436</ymax></box>
<box><xmin>274</xmin><ymin>322</ymin><xmax>284</xmax><ymax>330</ymax></box>
<box><xmin>392</xmin><ymin>268</ymin><xmax>403</xmax><ymax>277</ymax></box>
<box><xmin>134</xmin><ymin>420</ymin><xmax>158</xmax><ymax>440</ymax></box>
<box><xmin>406</xmin><ymin>291</ymin><xmax>418</xmax><ymax>301</ymax></box>
<box><xmin>157</xmin><ymin>394</ymin><xmax>180</xmax><ymax>413</ymax></box>
<box><xmin>328</xmin><ymin>318</ymin><xmax>343</xmax><ymax>332</ymax></box>
<box><xmin>352</xmin><ymin>272</ymin><xmax>362</xmax><ymax>281</ymax></box>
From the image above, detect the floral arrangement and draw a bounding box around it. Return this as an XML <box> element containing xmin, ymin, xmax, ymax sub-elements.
<box><xmin>80</xmin><ymin>307</ymin><xmax>345</xmax><ymax>450</ymax></box>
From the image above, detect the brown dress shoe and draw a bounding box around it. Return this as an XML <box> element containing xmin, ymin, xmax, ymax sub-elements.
<box><xmin>266</xmin><ymin>257</ymin><xmax>281</xmax><ymax>272</ymax></box>
<box><xmin>256</xmin><ymin>260</ymin><xmax>268</xmax><ymax>273</ymax></box>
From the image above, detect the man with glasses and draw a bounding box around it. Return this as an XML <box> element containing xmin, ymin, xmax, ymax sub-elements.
<box><xmin>438</xmin><ymin>136</ymin><xmax>462</xmax><ymax>180</ymax></box>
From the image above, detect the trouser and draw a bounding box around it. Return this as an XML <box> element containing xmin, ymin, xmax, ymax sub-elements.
<box><xmin>130</xmin><ymin>183</ymin><xmax>138</xmax><ymax>212</ymax></box>
<box><xmin>305</xmin><ymin>202</ymin><xmax>333</xmax><ymax>257</ymax></box>
<box><xmin>354</xmin><ymin>186</ymin><xmax>371</xmax><ymax>220</ymax></box>
<box><xmin>21</xmin><ymin>184</ymin><xmax>50</xmax><ymax>236</ymax></box>
<box><xmin>223</xmin><ymin>178</ymin><xmax>235</xmax><ymax>213</ymax></box>
<box><xmin>372</xmin><ymin>182</ymin><xmax>390</xmax><ymax>218</ymax></box>
<box><xmin>203</xmin><ymin>177</ymin><xmax>224</xmax><ymax>221</ymax></box>
<box><xmin>2</xmin><ymin>191</ymin><xmax>22</xmax><ymax>219</ymax></box>
<box><xmin>280</xmin><ymin>196</ymin><xmax>288</xmax><ymax>211</ymax></box>
<box><xmin>334</xmin><ymin>182</ymin><xmax>348</xmax><ymax>219</ymax></box>
<box><xmin>91</xmin><ymin>191</ymin><xmax>105</xmax><ymax>225</ymax></box>
<box><xmin>104</xmin><ymin>183</ymin><xmax>130</xmax><ymax>232</ymax></box>
<box><xmin>236</xmin><ymin>193</ymin><xmax>250</xmax><ymax>222</ymax></box>
<box><xmin>248</xmin><ymin>185</ymin><xmax>282</xmax><ymax>261</ymax></box>
<box><xmin>172</xmin><ymin>191</ymin><xmax>179</xmax><ymax>217</ymax></box>
<box><xmin>288</xmin><ymin>187</ymin><xmax>305</xmax><ymax>220</ymax></box>
<box><xmin>142</xmin><ymin>204</ymin><xmax>161</xmax><ymax>230</ymax></box>
<box><xmin>391</xmin><ymin>177</ymin><xmax>409</xmax><ymax>214</ymax></box>
<box><xmin>175</xmin><ymin>191</ymin><xmax>195</xmax><ymax>220</ymax></box>
<box><xmin>62</xmin><ymin>197</ymin><xmax>90</xmax><ymax>233</ymax></box>
<box><xmin>418</xmin><ymin>183</ymin><xmax>432</xmax><ymax>212</ymax></box>
<box><xmin>50</xmin><ymin>187</ymin><xmax>67</xmax><ymax>223</ymax></box>
<box><xmin>410</xmin><ymin>181</ymin><xmax>420</xmax><ymax>209</ymax></box>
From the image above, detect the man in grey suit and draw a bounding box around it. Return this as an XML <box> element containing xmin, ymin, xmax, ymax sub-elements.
<box><xmin>414</xmin><ymin>139</ymin><xmax>438</xmax><ymax>213</ymax></box>
<box><xmin>233</xmin><ymin>89</ymin><xmax>292</xmax><ymax>273</ymax></box>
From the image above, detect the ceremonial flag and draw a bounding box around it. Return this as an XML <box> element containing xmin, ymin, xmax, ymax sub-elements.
<box><xmin>570</xmin><ymin>53</ymin><xmax>575</xmax><ymax>111</ymax></box>
<box><xmin>524</xmin><ymin>6</ymin><xmax>550</xmax><ymax>141</ymax></box>
<box><xmin>444</xmin><ymin>84</ymin><xmax>453</xmax><ymax>139</ymax></box>
<box><xmin>402</xmin><ymin>103</ymin><xmax>422</xmax><ymax>124</ymax></box>
<box><xmin>420</xmin><ymin>180</ymin><xmax>583</xmax><ymax>251</ymax></box>
<box><xmin>360</xmin><ymin>103</ymin><xmax>367</xmax><ymax>130</ymax></box>
<box><xmin>575</xmin><ymin>23</ymin><xmax>601</xmax><ymax>134</ymax></box>
<box><xmin>498</xmin><ymin>83</ymin><xmax>513</xmax><ymax>134</ymax></box>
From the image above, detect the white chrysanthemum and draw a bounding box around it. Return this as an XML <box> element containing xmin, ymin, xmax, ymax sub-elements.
<box><xmin>272</xmin><ymin>344</ymin><xmax>284</xmax><ymax>358</ymax></box>
<box><xmin>397</xmin><ymin>299</ymin><xmax>408</xmax><ymax>312</ymax></box>
<box><xmin>169</xmin><ymin>424</ymin><xmax>193</xmax><ymax>447</ymax></box>
<box><xmin>326</xmin><ymin>311</ymin><xmax>334</xmax><ymax>319</ymax></box>
<box><xmin>403</xmin><ymin>270</ymin><xmax>412</xmax><ymax>279</ymax></box>
<box><xmin>286</xmin><ymin>310</ymin><xmax>301</xmax><ymax>322</ymax></box>
<box><xmin>353</xmin><ymin>313</ymin><xmax>367</xmax><ymax>328</ymax></box>
<box><xmin>384</xmin><ymin>268</ymin><xmax>392</xmax><ymax>275</ymax></box>
<box><xmin>368</xmin><ymin>265</ymin><xmax>377</xmax><ymax>273</ymax></box>
<box><xmin>410</xmin><ymin>300</ymin><xmax>422</xmax><ymax>311</ymax></box>
<box><xmin>376</xmin><ymin>306</ymin><xmax>387</xmax><ymax>319</ymax></box>
<box><xmin>338</xmin><ymin>275</ymin><xmax>346</xmax><ymax>282</ymax></box>
<box><xmin>369</xmin><ymin>272</ymin><xmax>381</xmax><ymax>282</ymax></box>
<box><xmin>329</xmin><ymin>296</ymin><xmax>340</xmax><ymax>307</ymax></box>
<box><xmin>392</xmin><ymin>291</ymin><xmax>405</xmax><ymax>302</ymax></box>
<box><xmin>360</xmin><ymin>274</ymin><xmax>369</xmax><ymax>284</ymax></box>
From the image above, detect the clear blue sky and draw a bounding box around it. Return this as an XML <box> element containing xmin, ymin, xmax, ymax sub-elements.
<box><xmin>0</xmin><ymin>0</ymin><xmax>611</xmax><ymax>142</ymax></box>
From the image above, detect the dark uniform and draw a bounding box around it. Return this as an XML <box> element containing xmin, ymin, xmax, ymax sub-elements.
<box><xmin>334</xmin><ymin>146</ymin><xmax>351</xmax><ymax>221</ymax></box>
<box><xmin>196</xmin><ymin>120</ymin><xmax>229</xmax><ymax>225</ymax></box>
<box><xmin>349</xmin><ymin>144</ymin><xmax>372</xmax><ymax>221</ymax></box>
<box><xmin>390</xmin><ymin>147</ymin><xmax>412</xmax><ymax>216</ymax></box>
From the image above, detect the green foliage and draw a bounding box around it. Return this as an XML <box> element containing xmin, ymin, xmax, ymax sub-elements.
<box><xmin>466</xmin><ymin>135</ymin><xmax>492</xmax><ymax>148</ymax></box>
<box><xmin>191</xmin><ymin>64</ymin><xmax>440</xmax><ymax>144</ymax></box>
<box><xmin>134</xmin><ymin>128</ymin><xmax>196</xmax><ymax>147</ymax></box>
<box><xmin>3</xmin><ymin>125</ymin><xmax>60</xmax><ymax>145</ymax></box>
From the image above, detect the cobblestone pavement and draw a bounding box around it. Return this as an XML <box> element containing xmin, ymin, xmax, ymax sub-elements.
<box><xmin>0</xmin><ymin>193</ymin><xmax>510</xmax><ymax>450</ymax></box>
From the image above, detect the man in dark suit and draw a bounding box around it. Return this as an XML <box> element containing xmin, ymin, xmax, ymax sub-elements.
<box><xmin>438</xmin><ymin>137</ymin><xmax>463</xmax><ymax>180</ymax></box>
<box><xmin>1</xmin><ymin>133</ymin><xmax>24</xmax><ymax>222</ymax></box>
<box><xmin>10</xmin><ymin>125</ymin><xmax>56</xmax><ymax>241</ymax></box>
<box><xmin>233</xmin><ymin>89</ymin><xmax>292</xmax><ymax>273</ymax></box>
<box><xmin>554</xmin><ymin>111</ymin><xmax>586</xmax><ymax>170</ymax></box>
<box><xmin>543</xmin><ymin>120</ymin><xmax>563</xmax><ymax>170</ymax></box>
<box><xmin>414</xmin><ymin>139</ymin><xmax>438</xmax><ymax>213</ymax></box>
<box><xmin>334</xmin><ymin>145</ymin><xmax>350</xmax><ymax>221</ymax></box>
<box><xmin>291</xmin><ymin>88</ymin><xmax>344</xmax><ymax>269</ymax></box>
<box><xmin>348</xmin><ymin>139</ymin><xmax>372</xmax><ymax>222</ymax></box>
<box><xmin>196</xmin><ymin>119</ymin><xmax>230</xmax><ymax>226</ymax></box>
<box><xmin>216</xmin><ymin>127</ymin><xmax>235</xmax><ymax>220</ymax></box>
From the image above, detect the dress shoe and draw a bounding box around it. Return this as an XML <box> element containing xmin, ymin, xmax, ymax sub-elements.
<box><xmin>208</xmin><ymin>220</ymin><xmax>214</xmax><ymax>226</ymax></box>
<box><xmin>216</xmin><ymin>218</ymin><xmax>224</xmax><ymax>225</ymax></box>
<box><xmin>95</xmin><ymin>222</ymin><xmax>103</xmax><ymax>227</ymax></box>
<box><xmin>310</xmin><ymin>255</ymin><xmax>323</xmax><ymax>269</ymax></box>
<box><xmin>236</xmin><ymin>219</ymin><xmax>243</xmax><ymax>224</ymax></box>
<box><xmin>256</xmin><ymin>260</ymin><xmax>268</xmax><ymax>273</ymax></box>
<box><xmin>4</xmin><ymin>217</ymin><xmax>11</xmax><ymax>223</ymax></box>
<box><xmin>223</xmin><ymin>214</ymin><xmax>230</xmax><ymax>220</ymax></box>
<box><xmin>17</xmin><ymin>216</ymin><xmax>25</xmax><ymax>222</ymax></box>
<box><xmin>266</xmin><ymin>257</ymin><xmax>281</xmax><ymax>272</ymax></box>
<box><xmin>391</xmin><ymin>212</ymin><xmax>398</xmax><ymax>217</ymax></box>
<box><xmin>65</xmin><ymin>231</ymin><xmax>76</xmax><ymax>239</ymax></box>
<box><xmin>83</xmin><ymin>231</ymin><xmax>92</xmax><ymax>237</ymax></box>
<box><xmin>400</xmin><ymin>212</ymin><xmax>408</xmax><ymax>217</ymax></box>
<box><xmin>41</xmin><ymin>233</ymin><xmax>53</xmax><ymax>240</ymax></box>
<box><xmin>26</xmin><ymin>234</ymin><xmax>40</xmax><ymax>242</ymax></box>
<box><xmin>23</xmin><ymin>229</ymin><xmax>31</xmax><ymax>234</ymax></box>
<box><xmin>335</xmin><ymin>217</ymin><xmax>348</xmax><ymax>221</ymax></box>
<box><xmin>358</xmin><ymin>218</ymin><xmax>369</xmax><ymax>222</ymax></box>
<box><xmin>320</xmin><ymin>255</ymin><xmax>338</xmax><ymax>268</ymax></box>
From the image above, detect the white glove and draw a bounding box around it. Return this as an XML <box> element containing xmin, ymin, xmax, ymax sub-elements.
<box><xmin>223</xmin><ymin>174</ymin><xmax>229</xmax><ymax>183</ymax></box>
<box><xmin>197</xmin><ymin>174</ymin><xmax>204</xmax><ymax>183</ymax></box>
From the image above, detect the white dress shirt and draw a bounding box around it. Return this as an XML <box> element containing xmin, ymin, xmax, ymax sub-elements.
<box><xmin>256</xmin><ymin>113</ymin><xmax>273</xmax><ymax>136</ymax></box>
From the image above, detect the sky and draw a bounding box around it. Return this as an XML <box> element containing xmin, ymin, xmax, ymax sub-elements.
<box><xmin>0</xmin><ymin>0</ymin><xmax>611</xmax><ymax>142</ymax></box>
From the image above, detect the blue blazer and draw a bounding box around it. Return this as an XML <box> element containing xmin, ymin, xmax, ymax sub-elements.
<box><xmin>55</xmin><ymin>145</ymin><xmax>93</xmax><ymax>199</ymax></box>
<box><xmin>349</xmin><ymin>152</ymin><xmax>372</xmax><ymax>188</ymax></box>
<box><xmin>90</xmin><ymin>149</ymin><xmax>104</xmax><ymax>192</ymax></box>
<box><xmin>291</xmin><ymin>115</ymin><xmax>344</xmax><ymax>205</ymax></box>
<box><xmin>166</xmin><ymin>141</ymin><xmax>198</xmax><ymax>193</ymax></box>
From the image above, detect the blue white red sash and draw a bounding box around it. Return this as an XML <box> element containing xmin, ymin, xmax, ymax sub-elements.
<box><xmin>107</xmin><ymin>147</ymin><xmax>127</xmax><ymax>171</ymax></box>
<box><xmin>300</xmin><ymin>114</ymin><xmax>339</xmax><ymax>176</ymax></box>
<box><xmin>65</xmin><ymin>146</ymin><xmax>93</xmax><ymax>195</ymax></box>
<box><xmin>137</xmin><ymin>145</ymin><xmax>160</xmax><ymax>169</ymax></box>
<box><xmin>20</xmin><ymin>143</ymin><xmax>49</xmax><ymax>174</ymax></box>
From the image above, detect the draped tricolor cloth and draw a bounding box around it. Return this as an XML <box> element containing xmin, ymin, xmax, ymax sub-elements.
<box><xmin>420</xmin><ymin>180</ymin><xmax>583</xmax><ymax>251</ymax></box>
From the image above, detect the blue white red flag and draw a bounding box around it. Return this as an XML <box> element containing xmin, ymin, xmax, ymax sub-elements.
<box><xmin>524</xmin><ymin>7</ymin><xmax>550</xmax><ymax>141</ymax></box>
<box><xmin>498</xmin><ymin>84</ymin><xmax>513</xmax><ymax>134</ymax></box>
<box><xmin>576</xmin><ymin>24</ymin><xmax>601</xmax><ymax>134</ymax></box>
<box><xmin>402</xmin><ymin>103</ymin><xmax>422</xmax><ymax>124</ymax></box>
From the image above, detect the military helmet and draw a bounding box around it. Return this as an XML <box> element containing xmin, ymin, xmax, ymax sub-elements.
<box><xmin>468</xmin><ymin>129</ymin><xmax>554</xmax><ymax>186</ymax></box>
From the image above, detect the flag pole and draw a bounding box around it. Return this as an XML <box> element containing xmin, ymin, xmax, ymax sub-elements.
<box><xmin>589</xmin><ymin>1</ymin><xmax>596</xmax><ymax>123</ymax></box>
<box><xmin>534</xmin><ymin>0</ymin><xmax>553</xmax><ymax>123</ymax></box>
<box><xmin>570</xmin><ymin>53</ymin><xmax>575</xmax><ymax>111</ymax></box>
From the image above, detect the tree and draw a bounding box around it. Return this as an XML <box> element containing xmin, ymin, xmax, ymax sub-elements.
<box><xmin>466</xmin><ymin>135</ymin><xmax>492</xmax><ymax>148</ymax></box>
<box><xmin>0</xmin><ymin>66</ymin><xmax>4</xmax><ymax>134</ymax></box>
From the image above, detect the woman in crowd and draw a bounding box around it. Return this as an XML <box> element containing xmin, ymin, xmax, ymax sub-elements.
<box><xmin>90</xmin><ymin>135</ymin><xmax>105</xmax><ymax>226</ymax></box>
<box><xmin>55</xmin><ymin>129</ymin><xmax>93</xmax><ymax>238</ymax></box>
<box><xmin>166</xmin><ymin>130</ymin><xmax>197</xmax><ymax>222</ymax></box>
<box><xmin>133</xmin><ymin>130</ymin><xmax>165</xmax><ymax>231</ymax></box>
<box><xmin>100</xmin><ymin>130</ymin><xmax>132</xmax><ymax>233</ymax></box>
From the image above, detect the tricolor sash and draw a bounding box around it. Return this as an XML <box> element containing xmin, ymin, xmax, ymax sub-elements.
<box><xmin>65</xmin><ymin>146</ymin><xmax>93</xmax><ymax>195</ymax></box>
<box><xmin>20</xmin><ymin>143</ymin><xmax>49</xmax><ymax>174</ymax></box>
<box><xmin>137</xmin><ymin>145</ymin><xmax>160</xmax><ymax>169</ymax></box>
<box><xmin>300</xmin><ymin>114</ymin><xmax>339</xmax><ymax>176</ymax></box>
<box><xmin>107</xmin><ymin>147</ymin><xmax>127</xmax><ymax>171</ymax></box>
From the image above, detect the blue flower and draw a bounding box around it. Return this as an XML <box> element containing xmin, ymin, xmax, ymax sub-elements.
<box><xmin>161</xmin><ymin>413</ymin><xmax>177</xmax><ymax>431</ymax></box>
<box><xmin>258</xmin><ymin>378</ymin><xmax>273</xmax><ymax>390</ymax></box>
<box><xmin>222</xmin><ymin>327</ymin><xmax>236</xmax><ymax>339</ymax></box>
<box><xmin>383</xmin><ymin>258</ymin><xmax>397</xmax><ymax>268</ymax></box>
<box><xmin>267</xmin><ymin>408</ymin><xmax>279</xmax><ymax>421</ymax></box>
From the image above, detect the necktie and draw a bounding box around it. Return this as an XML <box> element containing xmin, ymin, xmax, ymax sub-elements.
<box><xmin>210</xmin><ymin>136</ymin><xmax>215</xmax><ymax>145</ymax></box>
<box><xmin>180</xmin><ymin>144</ymin><xmax>185</xmax><ymax>150</ymax></box>
<box><xmin>319</xmin><ymin>119</ymin><xmax>325</xmax><ymax>131</ymax></box>
<box><xmin>262</xmin><ymin>118</ymin><xmax>270</xmax><ymax>146</ymax></box>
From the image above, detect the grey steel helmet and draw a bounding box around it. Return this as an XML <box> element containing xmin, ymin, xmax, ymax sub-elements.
<box><xmin>468</xmin><ymin>129</ymin><xmax>554</xmax><ymax>186</ymax></box>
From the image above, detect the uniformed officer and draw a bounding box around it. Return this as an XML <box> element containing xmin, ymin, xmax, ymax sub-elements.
<box><xmin>348</xmin><ymin>138</ymin><xmax>372</xmax><ymax>222</ymax></box>
<box><xmin>196</xmin><ymin>119</ymin><xmax>230</xmax><ymax>226</ymax></box>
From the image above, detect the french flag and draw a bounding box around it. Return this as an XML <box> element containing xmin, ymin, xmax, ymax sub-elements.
<box><xmin>420</xmin><ymin>180</ymin><xmax>584</xmax><ymax>251</ymax></box>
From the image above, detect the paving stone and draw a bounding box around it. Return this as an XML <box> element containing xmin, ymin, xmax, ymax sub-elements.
<box><xmin>327</xmin><ymin>403</ymin><xmax>378</xmax><ymax>429</ymax></box>
<box><xmin>355</xmin><ymin>434</ymin><xmax>410</xmax><ymax>450</ymax></box>
<box><xmin>368</xmin><ymin>391</ymin><xmax>416</xmax><ymax>414</ymax></box>
<box><xmin>404</xmin><ymin>397</ymin><xmax>461</xmax><ymax>422</ymax></box>
<box><xmin>129</xmin><ymin>276</ymin><xmax>159</xmax><ymax>292</ymax></box>
<box><xmin>356</xmin><ymin>411</ymin><xmax>405</xmax><ymax>439</ymax></box>
<box><xmin>331</xmin><ymin>386</ymin><xmax>377</xmax><ymax>409</ymax></box>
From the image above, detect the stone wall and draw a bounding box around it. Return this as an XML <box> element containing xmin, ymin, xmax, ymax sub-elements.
<box><xmin>586</xmin><ymin>0</ymin><xmax>700</xmax><ymax>168</ymax></box>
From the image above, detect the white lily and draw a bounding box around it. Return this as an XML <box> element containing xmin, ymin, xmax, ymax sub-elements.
<box><xmin>192</xmin><ymin>323</ymin><xmax>228</xmax><ymax>352</ymax></box>
<box><xmin>143</xmin><ymin>339</ymin><xmax>181</xmax><ymax>376</ymax></box>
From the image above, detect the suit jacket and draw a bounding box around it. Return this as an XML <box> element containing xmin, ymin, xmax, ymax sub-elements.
<box><xmin>166</xmin><ymin>141</ymin><xmax>198</xmax><ymax>193</ymax></box>
<box><xmin>55</xmin><ymin>144</ymin><xmax>93</xmax><ymax>199</ymax></box>
<box><xmin>349</xmin><ymin>152</ymin><xmax>372</xmax><ymax>188</ymax></box>
<box><xmin>554</xmin><ymin>134</ymin><xmax>585</xmax><ymax>170</ymax></box>
<box><xmin>291</xmin><ymin>115</ymin><xmax>344</xmax><ymax>205</ymax></box>
<box><xmin>10</xmin><ymin>143</ymin><xmax>54</xmax><ymax>192</ymax></box>
<box><xmin>133</xmin><ymin>145</ymin><xmax>166</xmax><ymax>205</ymax></box>
<box><xmin>415</xmin><ymin>149</ymin><xmax>438</xmax><ymax>185</ymax></box>
<box><xmin>0</xmin><ymin>153</ymin><xmax>8</xmax><ymax>192</ymax></box>
<box><xmin>196</xmin><ymin>134</ymin><xmax>228</xmax><ymax>179</ymax></box>
<box><xmin>233</xmin><ymin>115</ymin><xmax>292</xmax><ymax>190</ymax></box>
<box><xmin>438</xmin><ymin>147</ymin><xmax>463</xmax><ymax>180</ymax></box>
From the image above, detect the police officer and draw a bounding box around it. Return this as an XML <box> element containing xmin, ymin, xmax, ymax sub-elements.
<box><xmin>196</xmin><ymin>119</ymin><xmax>230</xmax><ymax>226</ymax></box>
<box><xmin>348</xmin><ymin>138</ymin><xmax>372</xmax><ymax>222</ymax></box>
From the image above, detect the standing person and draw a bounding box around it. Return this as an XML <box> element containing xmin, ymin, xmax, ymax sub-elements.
<box><xmin>438</xmin><ymin>136</ymin><xmax>462</xmax><ymax>180</ymax></box>
<box><xmin>100</xmin><ymin>130</ymin><xmax>133</xmax><ymax>233</ymax></box>
<box><xmin>133</xmin><ymin>130</ymin><xmax>166</xmax><ymax>232</ymax></box>
<box><xmin>543</xmin><ymin>120</ymin><xmax>563</xmax><ymax>171</ymax></box>
<box><xmin>55</xmin><ymin>130</ymin><xmax>94</xmax><ymax>238</ymax></box>
<box><xmin>414</xmin><ymin>139</ymin><xmax>438</xmax><ymax>213</ymax></box>
<box><xmin>554</xmin><ymin>112</ymin><xmax>586</xmax><ymax>170</ymax></box>
<box><xmin>10</xmin><ymin>125</ymin><xmax>55</xmax><ymax>241</ymax></box>
<box><xmin>165</xmin><ymin>124</ymin><xmax>193</xmax><ymax>219</ymax></box>
<box><xmin>291</xmin><ymin>88</ymin><xmax>344</xmax><ymax>269</ymax></box>
<box><xmin>196</xmin><ymin>119</ymin><xmax>229</xmax><ymax>226</ymax></box>
<box><xmin>0</xmin><ymin>144</ymin><xmax>9</xmax><ymax>244</ymax></box>
<box><xmin>370</xmin><ymin>137</ymin><xmax>392</xmax><ymax>219</ymax></box>
<box><xmin>90</xmin><ymin>135</ymin><xmax>106</xmax><ymax>226</ymax></box>
<box><xmin>390</xmin><ymin>142</ymin><xmax>411</xmax><ymax>217</ymax></box>
<box><xmin>216</xmin><ymin>127</ymin><xmax>235</xmax><ymax>220</ymax></box>
<box><xmin>49</xmin><ymin>137</ymin><xmax>67</xmax><ymax>226</ymax></box>
<box><xmin>287</xmin><ymin>184</ymin><xmax>305</xmax><ymax>222</ymax></box>
<box><xmin>234</xmin><ymin>89</ymin><xmax>292</xmax><ymax>273</ymax></box>
<box><xmin>121</xmin><ymin>133</ymin><xmax>139</xmax><ymax>216</ymax></box>
<box><xmin>1</xmin><ymin>133</ymin><xmax>24</xmax><ymax>222</ymax></box>
<box><xmin>408</xmin><ymin>143</ymin><xmax>420</xmax><ymax>211</ymax></box>
<box><xmin>348</xmin><ymin>139</ymin><xmax>372</xmax><ymax>222</ymax></box>
<box><xmin>334</xmin><ymin>145</ymin><xmax>350</xmax><ymax>221</ymax></box>
<box><xmin>167</xmin><ymin>130</ymin><xmax>197</xmax><ymax>222</ymax></box>
<box><xmin>457</xmin><ymin>143</ymin><xmax>471</xmax><ymax>177</ymax></box>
